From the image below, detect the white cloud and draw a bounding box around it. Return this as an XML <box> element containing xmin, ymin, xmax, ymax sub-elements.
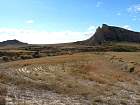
<box><xmin>88</xmin><ymin>26</ymin><xmax>96</xmax><ymax>31</ymax></box>
<box><xmin>128</xmin><ymin>4</ymin><xmax>140</xmax><ymax>13</ymax></box>
<box><xmin>0</xmin><ymin>28</ymin><xmax>93</xmax><ymax>44</ymax></box>
<box><xmin>26</xmin><ymin>20</ymin><xmax>34</xmax><ymax>24</ymax></box>
<box><xmin>122</xmin><ymin>25</ymin><xmax>132</xmax><ymax>30</ymax></box>
<box><xmin>96</xmin><ymin>1</ymin><xmax>103</xmax><ymax>7</ymax></box>
<box><xmin>132</xmin><ymin>18</ymin><xmax>137</xmax><ymax>21</ymax></box>
<box><xmin>0</xmin><ymin>24</ymin><xmax>99</xmax><ymax>44</ymax></box>
<box><xmin>131</xmin><ymin>15</ymin><xmax>137</xmax><ymax>21</ymax></box>
<box><xmin>117</xmin><ymin>12</ymin><xmax>121</xmax><ymax>16</ymax></box>
<box><xmin>84</xmin><ymin>25</ymin><xmax>97</xmax><ymax>36</ymax></box>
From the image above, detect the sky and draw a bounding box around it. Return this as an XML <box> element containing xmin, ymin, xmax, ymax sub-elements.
<box><xmin>0</xmin><ymin>0</ymin><xmax>140</xmax><ymax>44</ymax></box>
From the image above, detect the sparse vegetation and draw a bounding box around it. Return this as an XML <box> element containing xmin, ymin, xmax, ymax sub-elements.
<box><xmin>111</xmin><ymin>45</ymin><xmax>138</xmax><ymax>52</ymax></box>
<box><xmin>0</xmin><ymin>40</ymin><xmax>140</xmax><ymax>105</ymax></box>
<box><xmin>0</xmin><ymin>96</ymin><xmax>6</xmax><ymax>105</ymax></box>
<box><xmin>2</xmin><ymin>56</ymin><xmax>9</xmax><ymax>62</ymax></box>
<box><xmin>32</xmin><ymin>51</ymin><xmax>40</xmax><ymax>58</ymax></box>
<box><xmin>20</xmin><ymin>55</ymin><xmax>33</xmax><ymax>60</ymax></box>
<box><xmin>0</xmin><ymin>52</ymin><xmax>140</xmax><ymax>104</ymax></box>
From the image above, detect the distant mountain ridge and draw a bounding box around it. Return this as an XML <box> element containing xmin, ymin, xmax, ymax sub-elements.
<box><xmin>1</xmin><ymin>24</ymin><xmax>140</xmax><ymax>46</ymax></box>
<box><xmin>81</xmin><ymin>24</ymin><xmax>140</xmax><ymax>45</ymax></box>
<box><xmin>0</xmin><ymin>39</ymin><xmax>28</xmax><ymax>46</ymax></box>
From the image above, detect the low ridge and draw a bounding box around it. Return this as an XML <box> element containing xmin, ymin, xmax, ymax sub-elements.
<box><xmin>0</xmin><ymin>39</ymin><xmax>28</xmax><ymax>46</ymax></box>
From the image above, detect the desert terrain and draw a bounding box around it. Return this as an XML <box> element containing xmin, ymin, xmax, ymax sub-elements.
<box><xmin>0</xmin><ymin>25</ymin><xmax>140</xmax><ymax>105</ymax></box>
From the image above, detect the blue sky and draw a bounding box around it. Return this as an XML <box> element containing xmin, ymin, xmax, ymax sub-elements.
<box><xmin>0</xmin><ymin>0</ymin><xmax>140</xmax><ymax>44</ymax></box>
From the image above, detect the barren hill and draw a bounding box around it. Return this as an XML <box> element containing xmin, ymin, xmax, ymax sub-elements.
<box><xmin>0</xmin><ymin>39</ymin><xmax>28</xmax><ymax>46</ymax></box>
<box><xmin>81</xmin><ymin>24</ymin><xmax>140</xmax><ymax>45</ymax></box>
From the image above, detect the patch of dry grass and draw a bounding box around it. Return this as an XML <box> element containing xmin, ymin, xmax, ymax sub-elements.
<box><xmin>0</xmin><ymin>52</ymin><xmax>140</xmax><ymax>98</ymax></box>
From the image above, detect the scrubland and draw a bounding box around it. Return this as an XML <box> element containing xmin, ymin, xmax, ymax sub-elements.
<box><xmin>0</xmin><ymin>52</ymin><xmax>140</xmax><ymax>105</ymax></box>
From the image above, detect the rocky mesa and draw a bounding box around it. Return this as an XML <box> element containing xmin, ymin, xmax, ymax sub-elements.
<box><xmin>82</xmin><ymin>24</ymin><xmax>140</xmax><ymax>45</ymax></box>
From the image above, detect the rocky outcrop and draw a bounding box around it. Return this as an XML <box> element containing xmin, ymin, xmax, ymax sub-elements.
<box><xmin>83</xmin><ymin>24</ymin><xmax>140</xmax><ymax>45</ymax></box>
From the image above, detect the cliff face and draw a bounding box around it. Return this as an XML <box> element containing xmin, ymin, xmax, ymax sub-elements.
<box><xmin>84</xmin><ymin>24</ymin><xmax>140</xmax><ymax>45</ymax></box>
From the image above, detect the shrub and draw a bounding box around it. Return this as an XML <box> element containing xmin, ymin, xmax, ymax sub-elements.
<box><xmin>0</xmin><ymin>96</ymin><xmax>6</xmax><ymax>105</ymax></box>
<box><xmin>129</xmin><ymin>66</ymin><xmax>135</xmax><ymax>73</ymax></box>
<box><xmin>0</xmin><ymin>86</ymin><xmax>7</xmax><ymax>96</ymax></box>
<box><xmin>20</xmin><ymin>55</ymin><xmax>33</xmax><ymax>60</ymax></box>
<box><xmin>2</xmin><ymin>56</ymin><xmax>9</xmax><ymax>62</ymax></box>
<box><xmin>32</xmin><ymin>51</ymin><xmax>40</xmax><ymax>58</ymax></box>
<box><xmin>112</xmin><ymin>45</ymin><xmax>138</xmax><ymax>52</ymax></box>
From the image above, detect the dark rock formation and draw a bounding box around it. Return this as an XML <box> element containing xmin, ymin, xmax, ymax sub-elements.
<box><xmin>0</xmin><ymin>39</ymin><xmax>28</xmax><ymax>46</ymax></box>
<box><xmin>83</xmin><ymin>24</ymin><xmax>140</xmax><ymax>45</ymax></box>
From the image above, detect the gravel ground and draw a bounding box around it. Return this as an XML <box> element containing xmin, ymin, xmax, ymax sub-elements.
<box><xmin>6</xmin><ymin>86</ymin><xmax>91</xmax><ymax>105</ymax></box>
